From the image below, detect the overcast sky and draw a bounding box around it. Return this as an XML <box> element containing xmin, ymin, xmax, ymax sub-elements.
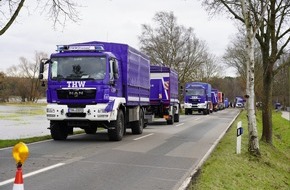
<box><xmin>0</xmin><ymin>0</ymin><xmax>237</xmax><ymax>76</ymax></box>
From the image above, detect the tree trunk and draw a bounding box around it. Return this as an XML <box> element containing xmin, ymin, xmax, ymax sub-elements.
<box><xmin>261</xmin><ymin>65</ymin><xmax>273</xmax><ymax>144</ymax></box>
<box><xmin>246</xmin><ymin>38</ymin><xmax>260</xmax><ymax>156</ymax></box>
<box><xmin>242</xmin><ymin>1</ymin><xmax>260</xmax><ymax>155</ymax></box>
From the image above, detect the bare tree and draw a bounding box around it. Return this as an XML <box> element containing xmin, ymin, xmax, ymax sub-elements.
<box><xmin>224</xmin><ymin>34</ymin><xmax>264</xmax><ymax>102</ymax></box>
<box><xmin>0</xmin><ymin>0</ymin><xmax>80</xmax><ymax>35</ymax></box>
<box><xmin>0</xmin><ymin>72</ymin><xmax>9</xmax><ymax>102</ymax></box>
<box><xmin>138</xmin><ymin>11</ymin><xmax>216</xmax><ymax>95</ymax></box>
<box><xmin>196</xmin><ymin>53</ymin><xmax>223</xmax><ymax>82</ymax></box>
<box><xmin>6</xmin><ymin>51</ymin><xmax>47</xmax><ymax>102</ymax></box>
<box><xmin>273</xmin><ymin>54</ymin><xmax>290</xmax><ymax>108</ymax></box>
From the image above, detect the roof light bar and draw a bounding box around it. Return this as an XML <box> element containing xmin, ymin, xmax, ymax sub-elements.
<box><xmin>56</xmin><ymin>45</ymin><xmax>105</xmax><ymax>52</ymax></box>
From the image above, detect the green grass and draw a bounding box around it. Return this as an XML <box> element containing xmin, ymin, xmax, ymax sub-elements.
<box><xmin>188</xmin><ymin>110</ymin><xmax>290</xmax><ymax>190</ymax></box>
<box><xmin>0</xmin><ymin>135</ymin><xmax>52</xmax><ymax>148</ymax></box>
<box><xmin>0</xmin><ymin>103</ymin><xmax>46</xmax><ymax>120</ymax></box>
<box><xmin>0</xmin><ymin>130</ymin><xmax>85</xmax><ymax>149</ymax></box>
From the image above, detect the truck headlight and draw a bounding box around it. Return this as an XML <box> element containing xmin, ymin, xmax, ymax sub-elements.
<box><xmin>47</xmin><ymin>108</ymin><xmax>55</xmax><ymax>113</ymax></box>
<box><xmin>98</xmin><ymin>108</ymin><xmax>106</xmax><ymax>113</ymax></box>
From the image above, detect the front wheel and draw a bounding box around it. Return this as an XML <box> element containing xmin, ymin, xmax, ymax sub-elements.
<box><xmin>50</xmin><ymin>121</ymin><xmax>68</xmax><ymax>140</ymax></box>
<box><xmin>108</xmin><ymin>110</ymin><xmax>124</xmax><ymax>141</ymax></box>
<box><xmin>166</xmin><ymin>115</ymin><xmax>174</xmax><ymax>125</ymax></box>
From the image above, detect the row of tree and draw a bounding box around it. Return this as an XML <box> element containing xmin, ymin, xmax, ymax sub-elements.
<box><xmin>0</xmin><ymin>52</ymin><xmax>47</xmax><ymax>102</ymax></box>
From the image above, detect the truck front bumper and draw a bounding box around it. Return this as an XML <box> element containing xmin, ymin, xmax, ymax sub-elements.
<box><xmin>184</xmin><ymin>103</ymin><xmax>207</xmax><ymax>110</ymax></box>
<box><xmin>46</xmin><ymin>104</ymin><xmax>117</xmax><ymax>121</ymax></box>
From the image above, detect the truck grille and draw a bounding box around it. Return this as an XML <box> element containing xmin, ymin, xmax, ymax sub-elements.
<box><xmin>189</xmin><ymin>99</ymin><xmax>199</xmax><ymax>103</ymax></box>
<box><xmin>57</xmin><ymin>89</ymin><xmax>96</xmax><ymax>99</ymax></box>
<box><xmin>66</xmin><ymin>113</ymin><xmax>86</xmax><ymax>117</ymax></box>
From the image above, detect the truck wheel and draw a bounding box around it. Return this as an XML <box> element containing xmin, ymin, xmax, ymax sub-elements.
<box><xmin>185</xmin><ymin>109</ymin><xmax>189</xmax><ymax>115</ymax></box>
<box><xmin>108</xmin><ymin>110</ymin><xmax>124</xmax><ymax>141</ymax></box>
<box><xmin>50</xmin><ymin>121</ymin><xmax>68</xmax><ymax>140</ymax></box>
<box><xmin>131</xmin><ymin>108</ymin><xmax>144</xmax><ymax>134</ymax></box>
<box><xmin>166</xmin><ymin>115</ymin><xmax>174</xmax><ymax>125</ymax></box>
<box><xmin>174</xmin><ymin>113</ymin><xmax>179</xmax><ymax>122</ymax></box>
<box><xmin>203</xmin><ymin>110</ymin><xmax>207</xmax><ymax>115</ymax></box>
<box><xmin>84</xmin><ymin>128</ymin><xmax>97</xmax><ymax>134</ymax></box>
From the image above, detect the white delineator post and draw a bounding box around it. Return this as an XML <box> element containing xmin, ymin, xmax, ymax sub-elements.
<box><xmin>236</xmin><ymin>121</ymin><xmax>243</xmax><ymax>154</ymax></box>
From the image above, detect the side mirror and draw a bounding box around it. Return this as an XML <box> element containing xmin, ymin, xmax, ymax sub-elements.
<box><xmin>113</xmin><ymin>60</ymin><xmax>119</xmax><ymax>79</ymax></box>
<box><xmin>39</xmin><ymin>73</ymin><xmax>44</xmax><ymax>80</ymax></box>
<box><xmin>39</xmin><ymin>58</ymin><xmax>50</xmax><ymax>77</ymax></box>
<box><xmin>39</xmin><ymin>62</ymin><xmax>44</xmax><ymax>75</ymax></box>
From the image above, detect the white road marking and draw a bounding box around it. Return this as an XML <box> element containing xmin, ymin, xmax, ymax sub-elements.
<box><xmin>133</xmin><ymin>133</ymin><xmax>154</xmax><ymax>140</ymax></box>
<box><xmin>175</xmin><ymin>123</ymin><xmax>184</xmax><ymax>127</ymax></box>
<box><xmin>0</xmin><ymin>163</ymin><xmax>65</xmax><ymax>187</ymax></box>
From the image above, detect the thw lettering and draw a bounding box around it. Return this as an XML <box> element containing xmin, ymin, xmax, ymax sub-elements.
<box><xmin>67</xmin><ymin>81</ymin><xmax>86</xmax><ymax>88</ymax></box>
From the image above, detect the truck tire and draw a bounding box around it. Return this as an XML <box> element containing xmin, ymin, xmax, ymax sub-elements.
<box><xmin>50</xmin><ymin>121</ymin><xmax>68</xmax><ymax>140</ymax></box>
<box><xmin>174</xmin><ymin>113</ymin><xmax>179</xmax><ymax>122</ymax></box>
<box><xmin>108</xmin><ymin>110</ymin><xmax>124</xmax><ymax>141</ymax></box>
<box><xmin>166</xmin><ymin>115</ymin><xmax>174</xmax><ymax>125</ymax></box>
<box><xmin>185</xmin><ymin>109</ymin><xmax>189</xmax><ymax>115</ymax></box>
<box><xmin>131</xmin><ymin>108</ymin><xmax>144</xmax><ymax>134</ymax></box>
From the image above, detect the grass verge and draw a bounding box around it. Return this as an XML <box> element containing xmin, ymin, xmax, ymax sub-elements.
<box><xmin>188</xmin><ymin>110</ymin><xmax>290</xmax><ymax>190</ymax></box>
<box><xmin>0</xmin><ymin>131</ymin><xmax>85</xmax><ymax>149</ymax></box>
<box><xmin>0</xmin><ymin>135</ymin><xmax>52</xmax><ymax>148</ymax></box>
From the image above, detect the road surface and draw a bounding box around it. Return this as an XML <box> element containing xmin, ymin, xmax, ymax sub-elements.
<box><xmin>0</xmin><ymin>108</ymin><xmax>240</xmax><ymax>190</ymax></box>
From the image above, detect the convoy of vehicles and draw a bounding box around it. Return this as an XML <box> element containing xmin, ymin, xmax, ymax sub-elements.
<box><xmin>39</xmin><ymin>41</ymin><xmax>235</xmax><ymax>141</ymax></box>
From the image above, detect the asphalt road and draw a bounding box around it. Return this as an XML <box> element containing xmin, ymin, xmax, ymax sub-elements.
<box><xmin>0</xmin><ymin>108</ymin><xmax>240</xmax><ymax>190</ymax></box>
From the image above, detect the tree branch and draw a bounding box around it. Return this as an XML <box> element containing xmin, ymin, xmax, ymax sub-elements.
<box><xmin>0</xmin><ymin>0</ymin><xmax>25</xmax><ymax>36</ymax></box>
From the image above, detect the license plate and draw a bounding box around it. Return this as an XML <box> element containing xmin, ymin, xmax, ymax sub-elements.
<box><xmin>68</xmin><ymin>108</ymin><xmax>84</xmax><ymax>113</ymax></box>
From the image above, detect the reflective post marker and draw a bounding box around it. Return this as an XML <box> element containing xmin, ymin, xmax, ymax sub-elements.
<box><xmin>236</xmin><ymin>121</ymin><xmax>243</xmax><ymax>154</ymax></box>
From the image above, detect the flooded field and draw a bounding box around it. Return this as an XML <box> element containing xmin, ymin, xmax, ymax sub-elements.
<box><xmin>0</xmin><ymin>105</ymin><xmax>50</xmax><ymax>139</ymax></box>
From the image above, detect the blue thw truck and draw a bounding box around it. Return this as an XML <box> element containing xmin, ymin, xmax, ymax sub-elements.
<box><xmin>145</xmin><ymin>65</ymin><xmax>180</xmax><ymax>124</ymax></box>
<box><xmin>38</xmin><ymin>41</ymin><xmax>150</xmax><ymax>141</ymax></box>
<box><xmin>184</xmin><ymin>82</ymin><xmax>212</xmax><ymax>115</ymax></box>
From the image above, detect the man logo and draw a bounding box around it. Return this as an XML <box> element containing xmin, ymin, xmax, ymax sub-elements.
<box><xmin>74</xmin><ymin>91</ymin><xmax>79</xmax><ymax>98</ymax></box>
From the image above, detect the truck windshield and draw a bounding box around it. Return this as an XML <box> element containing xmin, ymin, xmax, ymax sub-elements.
<box><xmin>185</xmin><ymin>88</ymin><xmax>205</xmax><ymax>96</ymax></box>
<box><xmin>50</xmin><ymin>56</ymin><xmax>107</xmax><ymax>80</ymax></box>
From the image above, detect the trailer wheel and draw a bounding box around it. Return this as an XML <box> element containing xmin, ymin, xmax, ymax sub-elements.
<box><xmin>108</xmin><ymin>110</ymin><xmax>124</xmax><ymax>141</ymax></box>
<box><xmin>50</xmin><ymin>121</ymin><xmax>68</xmax><ymax>140</ymax></box>
<box><xmin>174</xmin><ymin>113</ymin><xmax>179</xmax><ymax>122</ymax></box>
<box><xmin>131</xmin><ymin>108</ymin><xmax>144</xmax><ymax>134</ymax></box>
